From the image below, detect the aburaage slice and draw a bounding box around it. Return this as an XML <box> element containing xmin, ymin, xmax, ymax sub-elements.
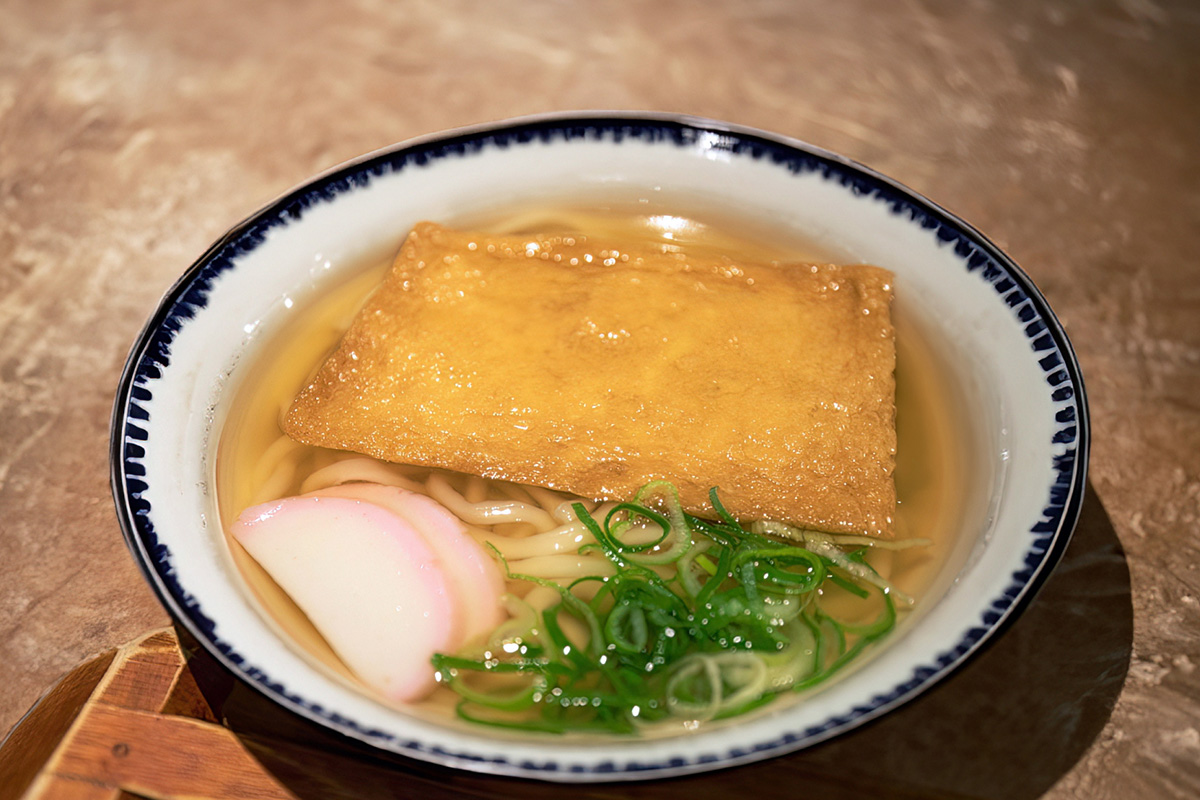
<box><xmin>285</xmin><ymin>222</ymin><xmax>897</xmax><ymax>536</ymax></box>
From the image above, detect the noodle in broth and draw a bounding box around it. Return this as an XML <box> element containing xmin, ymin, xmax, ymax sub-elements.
<box><xmin>215</xmin><ymin>208</ymin><xmax>970</xmax><ymax>735</ymax></box>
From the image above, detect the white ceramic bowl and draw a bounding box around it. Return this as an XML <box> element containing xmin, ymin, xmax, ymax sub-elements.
<box><xmin>110</xmin><ymin>112</ymin><xmax>1088</xmax><ymax>781</ymax></box>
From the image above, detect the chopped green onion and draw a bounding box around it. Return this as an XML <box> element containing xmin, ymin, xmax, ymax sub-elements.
<box><xmin>435</xmin><ymin>483</ymin><xmax>923</xmax><ymax>734</ymax></box>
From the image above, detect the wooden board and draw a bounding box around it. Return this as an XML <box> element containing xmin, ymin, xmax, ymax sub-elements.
<box><xmin>0</xmin><ymin>628</ymin><xmax>294</xmax><ymax>800</ymax></box>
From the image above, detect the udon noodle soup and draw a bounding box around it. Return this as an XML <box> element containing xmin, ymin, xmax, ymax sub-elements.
<box><xmin>216</xmin><ymin>208</ymin><xmax>971</xmax><ymax>737</ymax></box>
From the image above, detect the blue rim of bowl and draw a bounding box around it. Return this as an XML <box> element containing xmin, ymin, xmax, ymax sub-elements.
<box><xmin>110</xmin><ymin>111</ymin><xmax>1090</xmax><ymax>779</ymax></box>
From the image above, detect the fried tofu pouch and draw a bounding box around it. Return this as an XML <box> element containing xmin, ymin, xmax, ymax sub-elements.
<box><xmin>284</xmin><ymin>222</ymin><xmax>897</xmax><ymax>536</ymax></box>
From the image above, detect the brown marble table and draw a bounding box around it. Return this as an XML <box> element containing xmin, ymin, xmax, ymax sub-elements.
<box><xmin>1</xmin><ymin>1</ymin><xmax>1196</xmax><ymax>797</ymax></box>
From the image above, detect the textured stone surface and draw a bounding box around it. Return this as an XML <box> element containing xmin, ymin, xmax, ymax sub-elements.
<box><xmin>1</xmin><ymin>0</ymin><xmax>1196</xmax><ymax>796</ymax></box>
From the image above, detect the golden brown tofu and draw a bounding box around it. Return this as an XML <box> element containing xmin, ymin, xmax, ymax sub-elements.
<box><xmin>284</xmin><ymin>222</ymin><xmax>897</xmax><ymax>536</ymax></box>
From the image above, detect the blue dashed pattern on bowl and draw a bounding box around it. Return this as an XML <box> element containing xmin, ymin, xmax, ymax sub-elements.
<box><xmin>111</xmin><ymin>114</ymin><xmax>1088</xmax><ymax>778</ymax></box>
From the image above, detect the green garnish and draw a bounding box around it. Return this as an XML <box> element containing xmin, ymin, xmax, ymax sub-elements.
<box><xmin>431</xmin><ymin>484</ymin><xmax>907</xmax><ymax>734</ymax></box>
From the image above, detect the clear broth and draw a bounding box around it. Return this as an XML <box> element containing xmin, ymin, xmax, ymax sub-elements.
<box><xmin>214</xmin><ymin>207</ymin><xmax>973</xmax><ymax>733</ymax></box>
